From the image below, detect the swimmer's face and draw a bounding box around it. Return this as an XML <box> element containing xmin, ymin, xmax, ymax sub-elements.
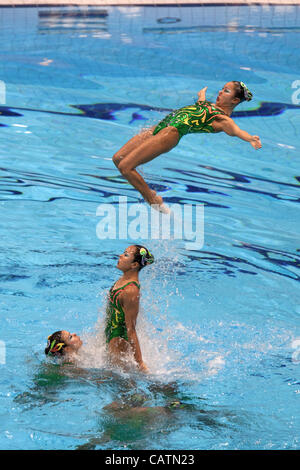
<box><xmin>61</xmin><ymin>330</ymin><xmax>82</xmax><ymax>353</ymax></box>
<box><xmin>117</xmin><ymin>245</ymin><xmax>139</xmax><ymax>272</ymax></box>
<box><xmin>216</xmin><ymin>81</ymin><xmax>240</xmax><ymax>107</ymax></box>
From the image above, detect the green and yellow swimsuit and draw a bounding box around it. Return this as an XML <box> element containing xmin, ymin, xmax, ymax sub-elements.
<box><xmin>153</xmin><ymin>100</ymin><xmax>226</xmax><ymax>140</ymax></box>
<box><xmin>105</xmin><ymin>281</ymin><xmax>140</xmax><ymax>344</ymax></box>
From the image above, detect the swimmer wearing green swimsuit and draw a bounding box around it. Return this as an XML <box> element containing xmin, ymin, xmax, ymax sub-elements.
<box><xmin>153</xmin><ymin>100</ymin><xmax>227</xmax><ymax>140</ymax></box>
<box><xmin>105</xmin><ymin>280</ymin><xmax>140</xmax><ymax>344</ymax></box>
<box><xmin>105</xmin><ymin>245</ymin><xmax>154</xmax><ymax>373</ymax></box>
<box><xmin>112</xmin><ymin>81</ymin><xmax>262</xmax><ymax>211</ymax></box>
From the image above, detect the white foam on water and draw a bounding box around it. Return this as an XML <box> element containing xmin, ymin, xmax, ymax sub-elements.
<box><xmin>205</xmin><ymin>355</ymin><xmax>226</xmax><ymax>377</ymax></box>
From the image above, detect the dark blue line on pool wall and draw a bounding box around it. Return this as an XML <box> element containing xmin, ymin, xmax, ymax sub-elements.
<box><xmin>0</xmin><ymin>101</ymin><xmax>299</xmax><ymax>127</ymax></box>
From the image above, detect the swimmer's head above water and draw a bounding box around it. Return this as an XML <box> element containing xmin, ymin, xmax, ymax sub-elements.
<box><xmin>117</xmin><ymin>245</ymin><xmax>154</xmax><ymax>273</ymax></box>
<box><xmin>45</xmin><ymin>330</ymin><xmax>82</xmax><ymax>357</ymax></box>
<box><xmin>216</xmin><ymin>81</ymin><xmax>253</xmax><ymax>109</ymax></box>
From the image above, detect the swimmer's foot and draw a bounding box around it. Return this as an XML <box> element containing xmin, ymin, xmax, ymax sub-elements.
<box><xmin>146</xmin><ymin>190</ymin><xmax>171</xmax><ymax>214</ymax></box>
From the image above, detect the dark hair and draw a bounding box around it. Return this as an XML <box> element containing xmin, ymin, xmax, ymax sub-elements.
<box><xmin>45</xmin><ymin>331</ymin><xmax>66</xmax><ymax>356</ymax></box>
<box><xmin>233</xmin><ymin>81</ymin><xmax>253</xmax><ymax>103</ymax></box>
<box><xmin>133</xmin><ymin>245</ymin><xmax>154</xmax><ymax>271</ymax></box>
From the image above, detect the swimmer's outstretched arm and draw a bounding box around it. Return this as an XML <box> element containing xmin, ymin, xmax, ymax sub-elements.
<box><xmin>197</xmin><ymin>86</ymin><xmax>208</xmax><ymax>103</ymax></box>
<box><xmin>121</xmin><ymin>287</ymin><xmax>148</xmax><ymax>373</ymax></box>
<box><xmin>218</xmin><ymin>117</ymin><xmax>262</xmax><ymax>150</ymax></box>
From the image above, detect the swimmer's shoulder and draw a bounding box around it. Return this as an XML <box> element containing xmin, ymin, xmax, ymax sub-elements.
<box><xmin>118</xmin><ymin>282</ymin><xmax>140</xmax><ymax>303</ymax></box>
<box><xmin>211</xmin><ymin>114</ymin><xmax>233</xmax><ymax>133</ymax></box>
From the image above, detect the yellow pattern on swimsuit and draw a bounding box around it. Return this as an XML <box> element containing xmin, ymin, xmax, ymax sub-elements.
<box><xmin>105</xmin><ymin>281</ymin><xmax>140</xmax><ymax>344</ymax></box>
<box><xmin>153</xmin><ymin>100</ymin><xmax>226</xmax><ymax>140</ymax></box>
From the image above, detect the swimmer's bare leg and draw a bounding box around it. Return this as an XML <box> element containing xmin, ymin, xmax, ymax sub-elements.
<box><xmin>112</xmin><ymin>126</ymin><xmax>156</xmax><ymax>167</ymax></box>
<box><xmin>114</xmin><ymin>126</ymin><xmax>179</xmax><ymax>210</ymax></box>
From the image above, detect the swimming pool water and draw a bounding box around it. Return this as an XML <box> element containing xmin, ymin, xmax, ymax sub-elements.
<box><xmin>0</xmin><ymin>4</ymin><xmax>299</xmax><ymax>450</ymax></box>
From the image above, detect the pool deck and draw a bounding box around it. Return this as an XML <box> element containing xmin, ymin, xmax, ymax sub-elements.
<box><xmin>0</xmin><ymin>0</ymin><xmax>299</xmax><ymax>6</ymax></box>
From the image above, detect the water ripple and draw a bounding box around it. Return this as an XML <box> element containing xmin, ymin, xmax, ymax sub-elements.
<box><xmin>168</xmin><ymin>165</ymin><xmax>300</xmax><ymax>203</ymax></box>
<box><xmin>184</xmin><ymin>244</ymin><xmax>300</xmax><ymax>282</ymax></box>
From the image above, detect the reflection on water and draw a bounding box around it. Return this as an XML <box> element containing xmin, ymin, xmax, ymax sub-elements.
<box><xmin>1</xmin><ymin>159</ymin><xmax>298</xmax><ymax>284</ymax></box>
<box><xmin>14</xmin><ymin>359</ymin><xmax>241</xmax><ymax>450</ymax></box>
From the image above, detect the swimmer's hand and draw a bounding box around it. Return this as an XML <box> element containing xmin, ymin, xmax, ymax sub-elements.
<box><xmin>250</xmin><ymin>135</ymin><xmax>262</xmax><ymax>150</ymax></box>
<box><xmin>197</xmin><ymin>87</ymin><xmax>208</xmax><ymax>102</ymax></box>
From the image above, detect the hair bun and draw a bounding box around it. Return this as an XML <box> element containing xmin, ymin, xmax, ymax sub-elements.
<box><xmin>45</xmin><ymin>332</ymin><xmax>66</xmax><ymax>356</ymax></box>
<box><xmin>240</xmin><ymin>81</ymin><xmax>253</xmax><ymax>102</ymax></box>
<box><xmin>139</xmin><ymin>247</ymin><xmax>154</xmax><ymax>266</ymax></box>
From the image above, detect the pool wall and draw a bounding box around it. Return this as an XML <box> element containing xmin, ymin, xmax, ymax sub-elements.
<box><xmin>0</xmin><ymin>0</ymin><xmax>299</xmax><ymax>6</ymax></box>
<box><xmin>1</xmin><ymin>2</ymin><xmax>299</xmax><ymax>36</ymax></box>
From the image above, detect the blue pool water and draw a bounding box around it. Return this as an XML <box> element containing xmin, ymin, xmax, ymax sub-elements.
<box><xmin>0</xmin><ymin>4</ymin><xmax>299</xmax><ymax>450</ymax></box>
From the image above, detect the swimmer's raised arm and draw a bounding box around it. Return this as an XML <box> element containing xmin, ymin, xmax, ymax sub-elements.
<box><xmin>217</xmin><ymin>116</ymin><xmax>262</xmax><ymax>150</ymax></box>
<box><xmin>197</xmin><ymin>86</ymin><xmax>208</xmax><ymax>103</ymax></box>
<box><xmin>120</xmin><ymin>286</ymin><xmax>148</xmax><ymax>373</ymax></box>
